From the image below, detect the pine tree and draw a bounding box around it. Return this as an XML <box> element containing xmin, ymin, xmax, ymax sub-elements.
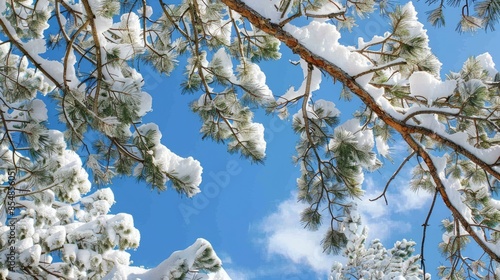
<box><xmin>0</xmin><ymin>0</ymin><xmax>499</xmax><ymax>279</ymax></box>
<box><xmin>330</xmin><ymin>205</ymin><xmax>426</xmax><ymax>280</ymax></box>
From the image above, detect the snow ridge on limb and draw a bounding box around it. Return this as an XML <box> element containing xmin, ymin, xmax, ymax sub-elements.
<box><xmin>103</xmin><ymin>238</ymin><xmax>226</xmax><ymax>280</ymax></box>
<box><xmin>222</xmin><ymin>0</ymin><xmax>500</xmax><ymax>276</ymax></box>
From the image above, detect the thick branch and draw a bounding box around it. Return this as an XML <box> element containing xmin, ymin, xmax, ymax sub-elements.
<box><xmin>220</xmin><ymin>0</ymin><xmax>500</xmax><ymax>182</ymax></box>
<box><xmin>221</xmin><ymin>0</ymin><xmax>500</xmax><ymax>262</ymax></box>
<box><xmin>81</xmin><ymin>0</ymin><xmax>104</xmax><ymax>113</ymax></box>
<box><xmin>402</xmin><ymin>132</ymin><xmax>500</xmax><ymax>263</ymax></box>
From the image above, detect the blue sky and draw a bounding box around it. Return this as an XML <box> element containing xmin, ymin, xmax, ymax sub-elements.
<box><xmin>107</xmin><ymin>1</ymin><xmax>500</xmax><ymax>279</ymax></box>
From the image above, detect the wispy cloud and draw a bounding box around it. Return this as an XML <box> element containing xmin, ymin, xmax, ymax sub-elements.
<box><xmin>362</xmin><ymin>174</ymin><xmax>432</xmax><ymax>214</ymax></box>
<box><xmin>218</xmin><ymin>251</ymin><xmax>233</xmax><ymax>265</ymax></box>
<box><xmin>395</xmin><ymin>184</ymin><xmax>433</xmax><ymax>212</ymax></box>
<box><xmin>225</xmin><ymin>263</ymin><xmax>319</xmax><ymax>280</ymax></box>
<box><xmin>224</xmin><ymin>267</ymin><xmax>253</xmax><ymax>280</ymax></box>
<box><xmin>357</xmin><ymin>171</ymin><xmax>432</xmax><ymax>243</ymax></box>
<box><xmin>252</xmin><ymin>150</ymin><xmax>432</xmax><ymax>279</ymax></box>
<box><xmin>256</xmin><ymin>192</ymin><xmax>343</xmax><ymax>277</ymax></box>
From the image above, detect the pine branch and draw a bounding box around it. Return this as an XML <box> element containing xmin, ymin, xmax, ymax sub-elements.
<box><xmin>81</xmin><ymin>0</ymin><xmax>105</xmax><ymax>113</ymax></box>
<box><xmin>221</xmin><ymin>0</ymin><xmax>500</xmax><ymax>263</ymax></box>
<box><xmin>222</xmin><ymin>0</ymin><xmax>500</xmax><ymax>181</ymax></box>
<box><xmin>352</xmin><ymin>59</ymin><xmax>407</xmax><ymax>79</ymax></box>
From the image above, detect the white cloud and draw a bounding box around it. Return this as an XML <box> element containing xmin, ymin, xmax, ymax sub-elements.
<box><xmin>390</xmin><ymin>140</ymin><xmax>411</xmax><ymax>156</ymax></box>
<box><xmin>218</xmin><ymin>251</ymin><xmax>233</xmax><ymax>265</ymax></box>
<box><xmin>363</xmin><ymin>171</ymin><xmax>432</xmax><ymax>212</ymax></box>
<box><xmin>361</xmin><ymin>177</ymin><xmax>390</xmax><ymax>218</ymax></box>
<box><xmin>362</xmin><ymin>173</ymin><xmax>432</xmax><ymax>215</ymax></box>
<box><xmin>350</xmin><ymin>174</ymin><xmax>431</xmax><ymax>245</ymax></box>
<box><xmin>224</xmin><ymin>268</ymin><xmax>252</xmax><ymax>280</ymax></box>
<box><xmin>258</xmin><ymin>193</ymin><xmax>343</xmax><ymax>275</ymax></box>
<box><xmin>254</xmin><ymin>162</ymin><xmax>432</xmax><ymax>278</ymax></box>
<box><xmin>395</xmin><ymin>185</ymin><xmax>433</xmax><ymax>212</ymax></box>
<box><xmin>357</xmin><ymin>177</ymin><xmax>410</xmax><ymax>242</ymax></box>
<box><xmin>225</xmin><ymin>264</ymin><xmax>314</xmax><ymax>280</ymax></box>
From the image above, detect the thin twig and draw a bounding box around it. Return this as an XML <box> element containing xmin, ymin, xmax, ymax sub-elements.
<box><xmin>370</xmin><ymin>151</ymin><xmax>416</xmax><ymax>204</ymax></box>
<box><xmin>421</xmin><ymin>189</ymin><xmax>438</xmax><ymax>278</ymax></box>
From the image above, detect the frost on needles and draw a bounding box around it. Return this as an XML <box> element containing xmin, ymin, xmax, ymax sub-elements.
<box><xmin>1</xmin><ymin>0</ymin><xmax>500</xmax><ymax>279</ymax></box>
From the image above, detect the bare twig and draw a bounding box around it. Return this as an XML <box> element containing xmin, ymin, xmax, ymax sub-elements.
<box><xmin>370</xmin><ymin>151</ymin><xmax>416</xmax><ymax>204</ymax></box>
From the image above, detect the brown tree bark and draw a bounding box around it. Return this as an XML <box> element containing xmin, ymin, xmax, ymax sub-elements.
<box><xmin>221</xmin><ymin>0</ymin><xmax>500</xmax><ymax>263</ymax></box>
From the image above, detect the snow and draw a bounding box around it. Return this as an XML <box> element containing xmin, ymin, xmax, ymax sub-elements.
<box><xmin>312</xmin><ymin>99</ymin><xmax>340</xmax><ymax>119</ymax></box>
<box><xmin>16</xmin><ymin>236</ymin><xmax>34</xmax><ymax>253</ymax></box>
<box><xmin>335</xmin><ymin>119</ymin><xmax>375</xmax><ymax>151</ymax></box>
<box><xmin>229</xmin><ymin>122</ymin><xmax>267</xmax><ymax>159</ymax></box>
<box><xmin>102</xmin><ymin>250</ymin><xmax>131</xmax><ymax>266</ymax></box>
<box><xmin>237</xmin><ymin>60</ymin><xmax>274</xmax><ymax>104</ymax></box>
<box><xmin>408</xmin><ymin>71</ymin><xmax>456</xmax><ymax>105</ymax></box>
<box><xmin>358</xmin><ymin>35</ymin><xmax>386</xmax><ymax>50</ymax></box>
<box><xmin>134</xmin><ymin>123</ymin><xmax>203</xmax><ymax>196</ymax></box>
<box><xmin>77</xmin><ymin>249</ymin><xmax>92</xmax><ymax>270</ymax></box>
<box><xmin>207</xmin><ymin>269</ymin><xmax>232</xmax><ymax>280</ymax></box>
<box><xmin>136</xmin><ymin>92</ymin><xmax>152</xmax><ymax>117</ymax></box>
<box><xmin>400</xmin><ymin>2</ymin><xmax>428</xmax><ymax>39</ymax></box>
<box><xmin>0</xmin><ymin>41</ymin><xmax>10</xmax><ymax>59</ymax></box>
<box><xmin>0</xmin><ymin>4</ymin><xmax>166</xmax><ymax>272</ymax></box>
<box><xmin>375</xmin><ymin>136</ymin><xmax>389</xmax><ymax>158</ymax></box>
<box><xmin>476</xmin><ymin>52</ymin><xmax>498</xmax><ymax>78</ymax></box>
<box><xmin>19</xmin><ymin>244</ymin><xmax>41</xmax><ymax>266</ymax></box>
<box><xmin>23</xmin><ymin>38</ymin><xmax>46</xmax><ymax>55</ymax></box>
<box><xmin>278</xmin><ymin>59</ymin><xmax>322</xmax><ymax>112</ymax></box>
<box><xmin>210</xmin><ymin>48</ymin><xmax>235</xmax><ymax>83</ymax></box>
<box><xmin>90</xmin><ymin>200</ymin><xmax>113</xmax><ymax>216</ymax></box>
<box><xmin>328</xmin><ymin>118</ymin><xmax>378</xmax><ymax>180</ymax></box>
<box><xmin>63</xmin><ymin>244</ymin><xmax>78</xmax><ymax>263</ymax></box>
<box><xmin>15</xmin><ymin>218</ymin><xmax>35</xmax><ymax>239</ymax></box>
<box><xmin>274</xmin><ymin>1</ymin><xmax>445</xmax><ymax>126</ymax></box>
<box><xmin>441</xmin><ymin>177</ymin><xmax>472</xmax><ymax>228</ymax></box>
<box><xmin>291</xmin><ymin>99</ymin><xmax>340</xmax><ymax>131</ymax></box>
<box><xmin>399</xmin><ymin>103</ymin><xmax>500</xmax><ymax>167</ymax></box>
<box><xmin>81</xmin><ymin>188</ymin><xmax>115</xmax><ymax>207</ymax></box>
<box><xmin>138</xmin><ymin>5</ymin><xmax>153</xmax><ymax>18</ymax></box>
<box><xmin>242</xmin><ymin>0</ymin><xmax>284</xmax><ymax>23</ymax></box>
<box><xmin>44</xmin><ymin>226</ymin><xmax>66</xmax><ymax>251</ymax></box>
<box><xmin>53</xmin><ymin>149</ymin><xmax>92</xmax><ymax>197</ymax></box>
<box><xmin>9</xmin><ymin>34</ymin><xmax>68</xmax><ymax>91</ymax></box>
<box><xmin>306</xmin><ymin>1</ymin><xmax>344</xmax><ymax>20</ymax></box>
<box><xmin>430</xmin><ymin>154</ymin><xmax>448</xmax><ymax>176</ymax></box>
<box><xmin>283</xmin><ymin>21</ymin><xmax>372</xmax><ymax>86</ymax></box>
<box><xmin>103</xmin><ymin>238</ymin><xmax>229</xmax><ymax>279</ymax></box>
<box><xmin>113</xmin><ymin>13</ymin><xmax>145</xmax><ymax>49</ymax></box>
<box><xmin>444</xmin><ymin>131</ymin><xmax>500</xmax><ymax>165</ymax></box>
<box><xmin>2</xmin><ymin>0</ymin><xmax>499</xmax><ymax>278</ymax></box>
<box><xmin>199</xmin><ymin>4</ymin><xmax>232</xmax><ymax>47</ymax></box>
<box><xmin>104</xmin><ymin>266</ymin><xmax>232</xmax><ymax>280</ymax></box>
<box><xmin>29</xmin><ymin>99</ymin><xmax>48</xmax><ymax>122</ymax></box>
<box><xmin>433</xmin><ymin>154</ymin><xmax>481</xmax><ymax>251</ymax></box>
<box><xmin>90</xmin><ymin>4</ymin><xmax>114</xmax><ymax>33</ymax></box>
